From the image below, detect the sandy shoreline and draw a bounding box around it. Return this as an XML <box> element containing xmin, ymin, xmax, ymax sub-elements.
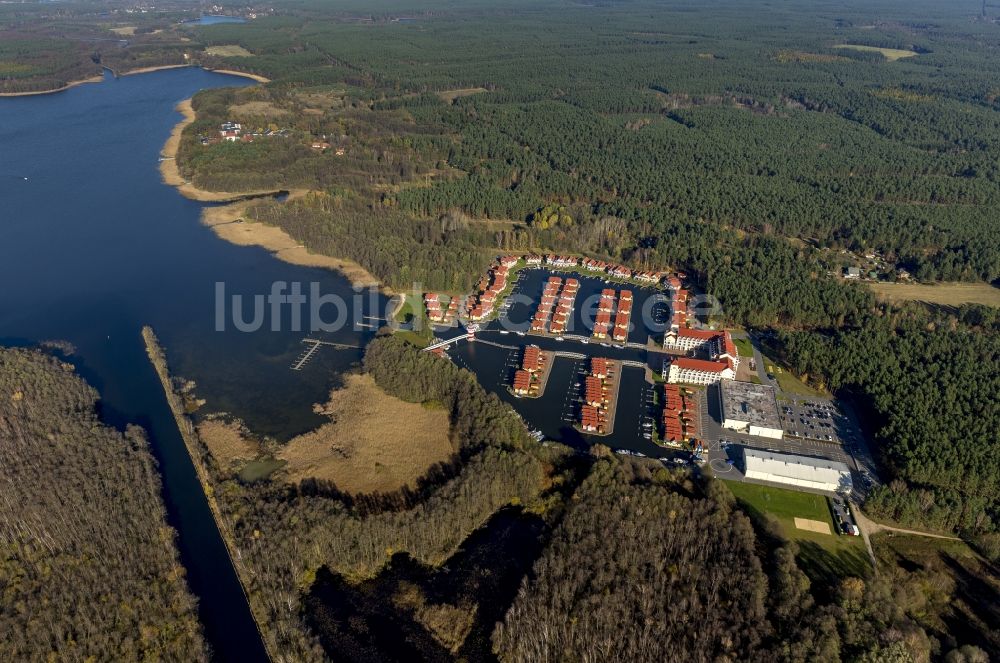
<box><xmin>1</xmin><ymin>65</ymin><xmax>269</xmax><ymax>98</ymax></box>
<box><xmin>208</xmin><ymin>68</ymin><xmax>270</xmax><ymax>83</ymax></box>
<box><xmin>161</xmin><ymin>98</ymin><xmax>390</xmax><ymax>292</ymax></box>
<box><xmin>158</xmin><ymin>99</ymin><xmax>285</xmax><ymax>202</ymax></box>
<box><xmin>202</xmin><ymin>200</ymin><xmax>389</xmax><ymax>292</ymax></box>
<box><xmin>122</xmin><ymin>64</ymin><xmax>271</xmax><ymax>83</ymax></box>
<box><xmin>0</xmin><ymin>74</ymin><xmax>105</xmax><ymax>97</ymax></box>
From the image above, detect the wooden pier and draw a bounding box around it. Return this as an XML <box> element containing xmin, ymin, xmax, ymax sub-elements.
<box><xmin>290</xmin><ymin>338</ymin><xmax>363</xmax><ymax>371</ymax></box>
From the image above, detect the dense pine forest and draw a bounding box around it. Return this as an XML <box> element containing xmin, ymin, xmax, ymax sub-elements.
<box><xmin>170</xmin><ymin>0</ymin><xmax>1000</xmax><ymax>282</ymax></box>
<box><xmin>780</xmin><ymin>305</ymin><xmax>1000</xmax><ymax>550</ymax></box>
<box><xmin>0</xmin><ymin>349</ymin><xmax>206</xmax><ymax>661</ymax></box>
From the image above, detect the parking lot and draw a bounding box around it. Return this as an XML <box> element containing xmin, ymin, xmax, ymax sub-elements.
<box><xmin>696</xmin><ymin>385</ymin><xmax>880</xmax><ymax>495</ymax></box>
<box><xmin>781</xmin><ymin>399</ymin><xmax>840</xmax><ymax>443</ymax></box>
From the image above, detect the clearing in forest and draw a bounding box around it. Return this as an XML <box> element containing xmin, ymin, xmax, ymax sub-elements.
<box><xmin>206</xmin><ymin>44</ymin><xmax>254</xmax><ymax>57</ymax></box>
<box><xmin>834</xmin><ymin>44</ymin><xmax>918</xmax><ymax>61</ymax></box>
<box><xmin>436</xmin><ymin>87</ymin><xmax>487</xmax><ymax>103</ymax></box>
<box><xmin>868</xmin><ymin>281</ymin><xmax>1000</xmax><ymax>308</ymax></box>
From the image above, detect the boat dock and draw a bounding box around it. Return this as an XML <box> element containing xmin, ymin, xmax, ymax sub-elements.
<box><xmin>290</xmin><ymin>338</ymin><xmax>363</xmax><ymax>370</ymax></box>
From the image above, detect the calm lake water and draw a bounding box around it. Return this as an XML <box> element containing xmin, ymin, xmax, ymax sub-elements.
<box><xmin>190</xmin><ymin>15</ymin><xmax>247</xmax><ymax>25</ymax></box>
<box><xmin>0</xmin><ymin>68</ymin><xmax>384</xmax><ymax>660</ymax></box>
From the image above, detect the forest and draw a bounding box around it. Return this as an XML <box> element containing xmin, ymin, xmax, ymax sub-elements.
<box><xmin>175</xmin><ymin>336</ymin><xmax>994</xmax><ymax>662</ymax></box>
<box><xmin>168</xmin><ymin>0</ymin><xmax>1000</xmax><ymax>282</ymax></box>
<box><xmin>779</xmin><ymin>305</ymin><xmax>1000</xmax><ymax>546</ymax></box>
<box><xmin>493</xmin><ymin>459</ymin><xmax>989</xmax><ymax>663</ymax></box>
<box><xmin>0</xmin><ymin>348</ymin><xmax>206</xmax><ymax>661</ymax></box>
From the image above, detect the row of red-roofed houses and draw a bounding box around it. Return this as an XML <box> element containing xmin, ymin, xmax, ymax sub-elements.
<box><xmin>492</xmin><ymin>253</ymin><xmax>668</xmax><ymax>285</ymax></box>
<box><xmin>661</xmin><ymin>384</ymin><xmax>698</xmax><ymax>446</ymax></box>
<box><xmin>578</xmin><ymin>257</ymin><xmax>662</xmax><ymax>284</ymax></box>
<box><xmin>613</xmin><ymin>290</ymin><xmax>633</xmax><ymax>343</ymax></box>
<box><xmin>531</xmin><ymin>276</ymin><xmax>579</xmax><ymax>334</ymax></box>
<box><xmin>511</xmin><ymin>370</ymin><xmax>532</xmax><ymax>396</ymax></box>
<box><xmin>592</xmin><ymin>289</ymin><xmax>616</xmax><ymax>339</ymax></box>
<box><xmin>591</xmin><ymin>288</ymin><xmax>633</xmax><ymax>342</ymax></box>
<box><xmin>460</xmin><ymin>253</ymin><xmax>681</xmax><ymax>326</ymax></box>
<box><xmin>423</xmin><ymin>293</ymin><xmax>459</xmax><ymax>325</ymax></box>
<box><xmin>668</xmin><ymin>286</ymin><xmax>691</xmax><ymax>331</ymax></box>
<box><xmin>511</xmin><ymin>345</ymin><xmax>547</xmax><ymax>396</ymax></box>
<box><xmin>580</xmin><ymin>357</ymin><xmax>613</xmax><ymax>434</ymax></box>
<box><xmin>467</xmin><ymin>261</ymin><xmax>513</xmax><ymax>321</ymax></box>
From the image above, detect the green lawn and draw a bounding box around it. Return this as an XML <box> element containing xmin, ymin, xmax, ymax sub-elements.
<box><xmin>732</xmin><ymin>337</ymin><xmax>754</xmax><ymax>358</ymax></box>
<box><xmin>760</xmin><ymin>355</ymin><xmax>825</xmax><ymax>398</ymax></box>
<box><xmin>724</xmin><ymin>480</ymin><xmax>870</xmax><ymax>581</ymax></box>
<box><xmin>396</xmin><ymin>295</ymin><xmax>423</xmax><ymax>322</ymax></box>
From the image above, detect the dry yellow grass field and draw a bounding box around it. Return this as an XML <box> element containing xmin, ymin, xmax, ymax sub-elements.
<box><xmin>206</xmin><ymin>44</ymin><xmax>254</xmax><ymax>57</ymax></box>
<box><xmin>834</xmin><ymin>44</ymin><xmax>918</xmax><ymax>61</ymax></box>
<box><xmin>436</xmin><ymin>87</ymin><xmax>487</xmax><ymax>103</ymax></box>
<box><xmin>794</xmin><ymin>517</ymin><xmax>832</xmax><ymax>535</ymax></box>
<box><xmin>276</xmin><ymin>374</ymin><xmax>454</xmax><ymax>494</ymax></box>
<box><xmin>109</xmin><ymin>26</ymin><xmax>136</xmax><ymax>36</ymax></box>
<box><xmin>869</xmin><ymin>281</ymin><xmax>1000</xmax><ymax>308</ymax></box>
<box><xmin>197</xmin><ymin>419</ymin><xmax>262</xmax><ymax>471</ymax></box>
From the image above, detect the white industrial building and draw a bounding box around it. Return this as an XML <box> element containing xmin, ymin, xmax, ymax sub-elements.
<box><xmin>719</xmin><ymin>380</ymin><xmax>784</xmax><ymax>439</ymax></box>
<box><xmin>742</xmin><ymin>449</ymin><xmax>853</xmax><ymax>493</ymax></box>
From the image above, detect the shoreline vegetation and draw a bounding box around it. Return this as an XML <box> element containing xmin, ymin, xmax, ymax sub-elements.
<box><xmin>0</xmin><ymin>73</ymin><xmax>104</xmax><ymax>97</ymax></box>
<box><xmin>162</xmin><ymin>96</ymin><xmax>392</xmax><ymax>293</ymax></box>
<box><xmin>198</xmin><ymin>373</ymin><xmax>454</xmax><ymax>494</ymax></box>
<box><xmin>0</xmin><ymin>64</ymin><xmax>269</xmax><ymax>98</ymax></box>
<box><xmin>141</xmin><ymin>326</ymin><xmax>273</xmax><ymax>662</ymax></box>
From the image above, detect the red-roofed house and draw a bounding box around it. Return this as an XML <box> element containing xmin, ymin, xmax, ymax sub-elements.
<box><xmin>512</xmin><ymin>370</ymin><xmax>532</xmax><ymax>395</ymax></box>
<box><xmin>666</xmin><ymin>357</ymin><xmax>735</xmax><ymax>385</ymax></box>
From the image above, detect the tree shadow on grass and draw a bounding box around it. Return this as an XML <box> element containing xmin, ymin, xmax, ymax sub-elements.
<box><xmin>937</xmin><ymin>553</ymin><xmax>1000</xmax><ymax>657</ymax></box>
<box><xmin>796</xmin><ymin>540</ymin><xmax>871</xmax><ymax>594</ymax></box>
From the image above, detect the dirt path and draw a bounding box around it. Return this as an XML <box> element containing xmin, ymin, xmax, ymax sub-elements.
<box><xmin>855</xmin><ymin>507</ymin><xmax>960</xmax><ymax>540</ymax></box>
<box><xmin>852</xmin><ymin>505</ymin><xmax>961</xmax><ymax>572</ymax></box>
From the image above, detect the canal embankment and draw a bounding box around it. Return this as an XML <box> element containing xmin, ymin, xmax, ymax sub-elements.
<box><xmin>142</xmin><ymin>326</ymin><xmax>272</xmax><ymax>662</ymax></box>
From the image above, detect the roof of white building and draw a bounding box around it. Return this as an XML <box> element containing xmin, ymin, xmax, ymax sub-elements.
<box><xmin>743</xmin><ymin>449</ymin><xmax>852</xmax><ymax>483</ymax></box>
<box><xmin>720</xmin><ymin>380</ymin><xmax>782</xmax><ymax>431</ymax></box>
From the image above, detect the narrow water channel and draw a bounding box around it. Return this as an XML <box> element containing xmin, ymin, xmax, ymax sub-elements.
<box><xmin>0</xmin><ymin>68</ymin><xmax>383</xmax><ymax>660</ymax></box>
